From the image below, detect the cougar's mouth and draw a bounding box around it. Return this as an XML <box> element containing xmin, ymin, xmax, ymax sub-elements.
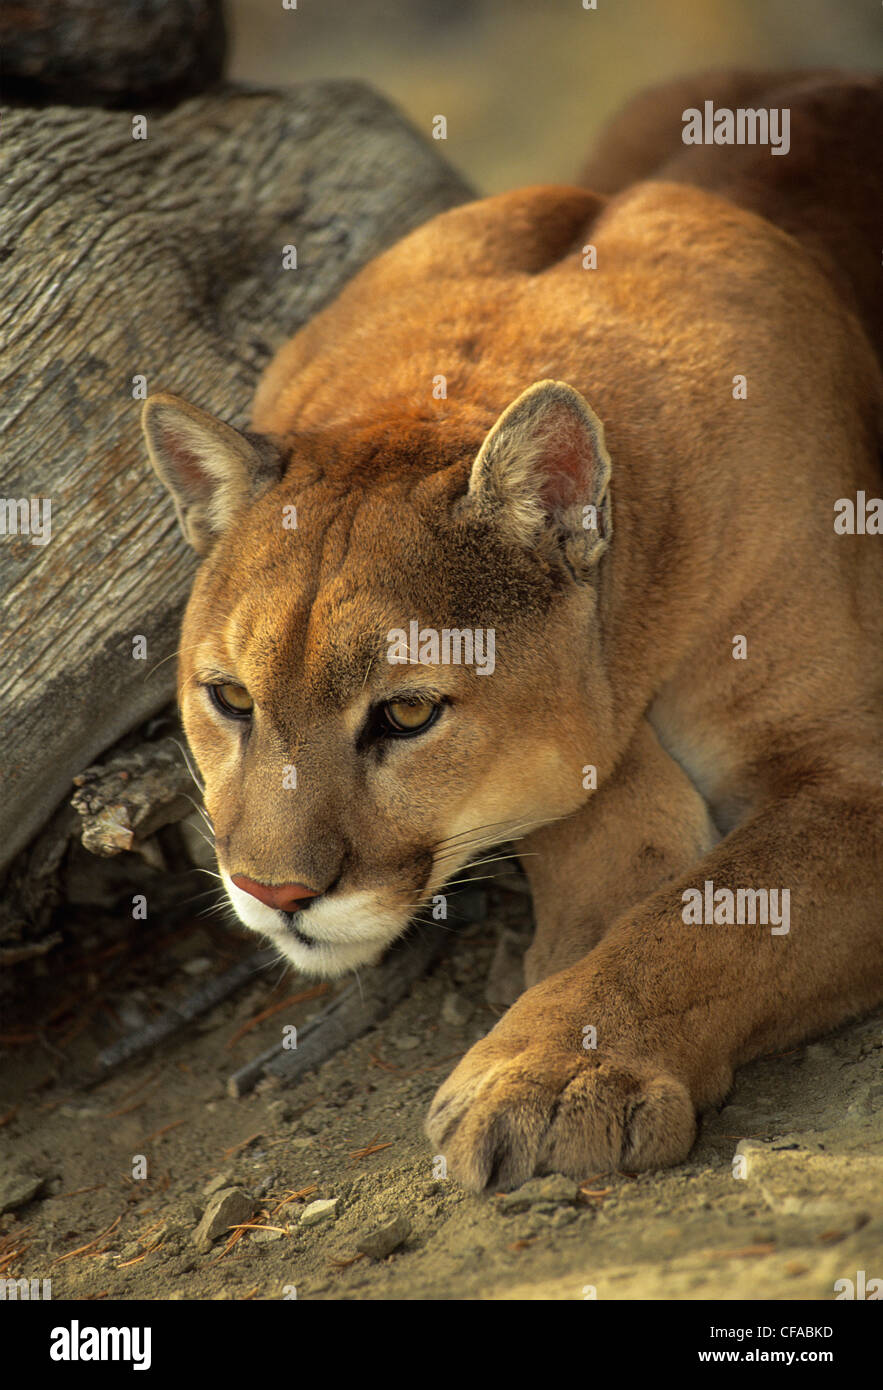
<box><xmin>278</xmin><ymin>909</ymin><xmax>317</xmax><ymax>949</ymax></box>
<box><xmin>220</xmin><ymin>867</ymin><xmax>416</xmax><ymax>978</ymax></box>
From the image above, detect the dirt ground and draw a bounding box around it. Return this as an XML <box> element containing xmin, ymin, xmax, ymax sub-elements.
<box><xmin>1</xmin><ymin>881</ymin><xmax>881</xmax><ymax>1302</ymax></box>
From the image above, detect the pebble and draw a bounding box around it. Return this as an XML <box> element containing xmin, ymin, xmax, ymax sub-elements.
<box><xmin>497</xmin><ymin>1174</ymin><xmax>580</xmax><ymax>1213</ymax></box>
<box><xmin>117</xmin><ymin>999</ymin><xmax>147</xmax><ymax>1030</ymax></box>
<box><xmin>182</xmin><ymin>956</ymin><xmax>213</xmax><ymax>976</ymax></box>
<box><xmin>441</xmin><ymin>992</ymin><xmax>471</xmax><ymax>1027</ymax></box>
<box><xmin>734</xmin><ymin>1138</ymin><xmax>809</xmax><ymax>1180</ymax></box>
<box><xmin>192</xmin><ymin>1188</ymin><xmax>258</xmax><ymax>1252</ymax></box>
<box><xmin>203</xmin><ymin>1172</ymin><xmax>234</xmax><ymax>1197</ymax></box>
<box><xmin>300</xmin><ymin>1198</ymin><xmax>340</xmax><ymax>1228</ymax></box>
<box><xmin>253</xmin><ymin>1172</ymin><xmax>279</xmax><ymax>1199</ymax></box>
<box><xmin>394</xmin><ymin>1034</ymin><xmax>421</xmax><ymax>1051</ymax></box>
<box><xmin>548</xmin><ymin>1208</ymin><xmax>579</xmax><ymax>1228</ymax></box>
<box><xmin>0</xmin><ymin>1172</ymin><xmax>46</xmax><ymax>1215</ymax></box>
<box><xmin>356</xmin><ymin>1212</ymin><xmax>411</xmax><ymax>1259</ymax></box>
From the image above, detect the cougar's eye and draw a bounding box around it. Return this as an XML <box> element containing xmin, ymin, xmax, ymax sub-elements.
<box><xmin>383</xmin><ymin>697</ymin><xmax>439</xmax><ymax>735</ymax></box>
<box><xmin>209</xmin><ymin>682</ymin><xmax>253</xmax><ymax>719</ymax></box>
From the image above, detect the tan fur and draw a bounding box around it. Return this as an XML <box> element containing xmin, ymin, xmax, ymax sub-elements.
<box><xmin>144</xmin><ymin>71</ymin><xmax>883</xmax><ymax>1190</ymax></box>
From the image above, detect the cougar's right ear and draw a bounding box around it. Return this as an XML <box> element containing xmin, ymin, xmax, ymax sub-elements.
<box><xmin>142</xmin><ymin>393</ymin><xmax>284</xmax><ymax>554</ymax></box>
<box><xmin>460</xmin><ymin>379</ymin><xmax>612</xmax><ymax>577</ymax></box>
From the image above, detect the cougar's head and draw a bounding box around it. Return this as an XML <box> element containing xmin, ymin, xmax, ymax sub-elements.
<box><xmin>142</xmin><ymin>381</ymin><xmax>613</xmax><ymax>976</ymax></box>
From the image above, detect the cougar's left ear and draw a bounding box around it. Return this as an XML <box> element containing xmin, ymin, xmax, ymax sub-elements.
<box><xmin>142</xmin><ymin>393</ymin><xmax>285</xmax><ymax>555</ymax></box>
<box><xmin>461</xmin><ymin>379</ymin><xmax>612</xmax><ymax>575</ymax></box>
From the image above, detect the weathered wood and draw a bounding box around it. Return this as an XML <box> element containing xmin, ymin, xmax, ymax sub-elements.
<box><xmin>1</xmin><ymin>0</ymin><xmax>227</xmax><ymax>107</ymax></box>
<box><xmin>0</xmin><ymin>85</ymin><xmax>473</xmax><ymax>886</ymax></box>
<box><xmin>95</xmin><ymin>948</ymin><xmax>277</xmax><ymax>1074</ymax></box>
<box><xmin>71</xmin><ymin>738</ymin><xmax>197</xmax><ymax>856</ymax></box>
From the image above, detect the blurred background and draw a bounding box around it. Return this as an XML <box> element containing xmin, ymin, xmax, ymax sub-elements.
<box><xmin>229</xmin><ymin>0</ymin><xmax>883</xmax><ymax>191</ymax></box>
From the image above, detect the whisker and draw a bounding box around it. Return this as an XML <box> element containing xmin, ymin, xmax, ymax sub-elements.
<box><xmin>184</xmin><ymin>823</ymin><xmax>217</xmax><ymax>854</ymax></box>
<box><xmin>143</xmin><ymin>649</ymin><xmax>180</xmax><ymax>681</ymax></box>
<box><xmin>179</xmin><ymin>887</ymin><xmax>227</xmax><ymax>905</ymax></box>
<box><xmin>177</xmin><ymin>791</ymin><xmax>215</xmax><ymax>835</ymax></box>
<box><xmin>433</xmin><ymin>817</ymin><xmax>548</xmax><ymax>856</ymax></box>
<box><xmin>166</xmin><ymin>736</ymin><xmax>206</xmax><ymax>797</ymax></box>
<box><xmin>143</xmin><ymin>640</ymin><xmax>211</xmax><ymax>683</ymax></box>
<box><xmin>197</xmin><ymin>901</ymin><xmax>232</xmax><ymax>918</ymax></box>
<box><xmin>448</xmin><ymin>852</ymin><xmax>538</xmax><ymax>871</ymax></box>
<box><xmin>431</xmin><ymin>817</ymin><xmax>533</xmax><ymax>850</ymax></box>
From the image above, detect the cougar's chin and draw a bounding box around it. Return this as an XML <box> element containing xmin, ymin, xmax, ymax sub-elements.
<box><xmin>220</xmin><ymin>869</ymin><xmax>413</xmax><ymax>978</ymax></box>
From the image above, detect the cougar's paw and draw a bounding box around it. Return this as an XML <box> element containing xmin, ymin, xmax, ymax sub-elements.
<box><xmin>425</xmin><ymin>1037</ymin><xmax>696</xmax><ymax>1191</ymax></box>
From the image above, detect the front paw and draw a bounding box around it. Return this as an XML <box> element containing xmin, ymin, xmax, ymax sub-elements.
<box><xmin>425</xmin><ymin>1034</ymin><xmax>696</xmax><ymax>1191</ymax></box>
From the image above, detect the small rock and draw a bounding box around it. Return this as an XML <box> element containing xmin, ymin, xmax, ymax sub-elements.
<box><xmin>117</xmin><ymin>998</ymin><xmax>147</xmax><ymax>1029</ymax></box>
<box><xmin>0</xmin><ymin>1172</ymin><xmax>46</xmax><ymax>1215</ymax></box>
<box><xmin>734</xmin><ymin>1139</ymin><xmax>806</xmax><ymax>1180</ymax></box>
<box><xmin>192</xmin><ymin>1188</ymin><xmax>257</xmax><ymax>1252</ymax></box>
<box><xmin>441</xmin><ymin>992</ymin><xmax>471</xmax><ymax>1027</ymax></box>
<box><xmin>497</xmin><ymin>1174</ymin><xmax>580</xmax><ymax>1213</ymax></box>
<box><xmin>356</xmin><ymin>1212</ymin><xmax>411</xmax><ymax>1259</ymax></box>
<box><xmin>203</xmin><ymin>1172</ymin><xmax>234</xmax><ymax>1197</ymax></box>
<box><xmin>252</xmin><ymin>1226</ymin><xmax>286</xmax><ymax>1243</ymax></box>
<box><xmin>394</xmin><ymin>1034</ymin><xmax>421</xmax><ymax>1051</ymax></box>
<box><xmin>300</xmin><ymin>1198</ymin><xmax>340</xmax><ymax>1228</ymax></box>
<box><xmin>154</xmin><ymin>1218</ymin><xmax>188</xmax><ymax>1244</ymax></box>
<box><xmin>549</xmin><ymin>1207</ymin><xmax>579</xmax><ymax>1227</ymax></box>
<box><xmin>182</xmin><ymin>956</ymin><xmax>213</xmax><ymax>976</ymax></box>
<box><xmin>253</xmin><ymin>1172</ymin><xmax>279</xmax><ymax>1199</ymax></box>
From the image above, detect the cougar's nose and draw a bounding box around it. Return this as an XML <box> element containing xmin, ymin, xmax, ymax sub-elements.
<box><xmin>231</xmin><ymin>875</ymin><xmax>320</xmax><ymax>912</ymax></box>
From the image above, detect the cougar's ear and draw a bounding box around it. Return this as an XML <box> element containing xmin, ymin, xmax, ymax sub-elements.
<box><xmin>461</xmin><ymin>379</ymin><xmax>612</xmax><ymax>575</ymax></box>
<box><xmin>142</xmin><ymin>393</ymin><xmax>284</xmax><ymax>554</ymax></box>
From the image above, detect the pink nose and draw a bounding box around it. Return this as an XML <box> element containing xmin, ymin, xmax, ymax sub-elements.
<box><xmin>231</xmin><ymin>875</ymin><xmax>320</xmax><ymax>913</ymax></box>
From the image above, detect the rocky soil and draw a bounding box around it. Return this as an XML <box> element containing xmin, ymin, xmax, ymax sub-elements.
<box><xmin>1</xmin><ymin>885</ymin><xmax>881</xmax><ymax>1301</ymax></box>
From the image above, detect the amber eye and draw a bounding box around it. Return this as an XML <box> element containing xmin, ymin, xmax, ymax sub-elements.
<box><xmin>383</xmin><ymin>697</ymin><xmax>439</xmax><ymax>735</ymax></box>
<box><xmin>209</xmin><ymin>682</ymin><xmax>253</xmax><ymax>719</ymax></box>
